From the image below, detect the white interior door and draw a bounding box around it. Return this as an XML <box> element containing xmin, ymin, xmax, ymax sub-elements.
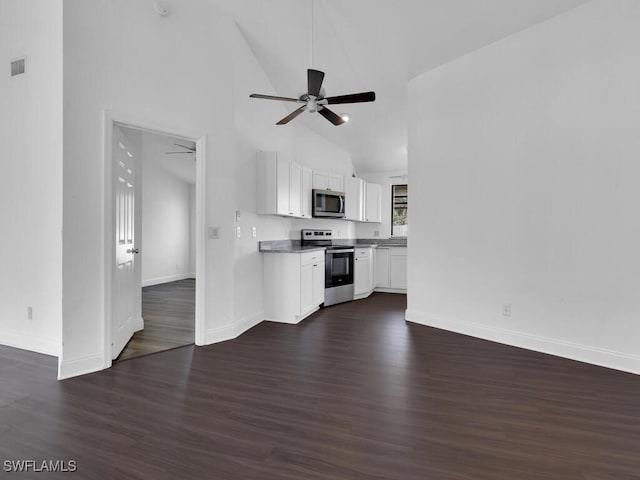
<box><xmin>112</xmin><ymin>126</ymin><xmax>143</xmax><ymax>359</ymax></box>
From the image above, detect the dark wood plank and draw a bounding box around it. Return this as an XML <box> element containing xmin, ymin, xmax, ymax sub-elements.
<box><xmin>1</xmin><ymin>293</ymin><xmax>639</xmax><ymax>479</ymax></box>
<box><xmin>117</xmin><ymin>279</ymin><xmax>195</xmax><ymax>361</ymax></box>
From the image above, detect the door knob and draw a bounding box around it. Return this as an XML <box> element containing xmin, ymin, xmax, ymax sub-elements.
<box><xmin>127</xmin><ymin>248</ymin><xmax>140</xmax><ymax>254</ymax></box>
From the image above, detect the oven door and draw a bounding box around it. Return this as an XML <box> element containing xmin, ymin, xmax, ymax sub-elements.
<box><xmin>313</xmin><ymin>189</ymin><xmax>345</xmax><ymax>218</ymax></box>
<box><xmin>325</xmin><ymin>249</ymin><xmax>354</xmax><ymax>288</ymax></box>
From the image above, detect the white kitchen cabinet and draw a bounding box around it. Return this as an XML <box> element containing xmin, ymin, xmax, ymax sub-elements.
<box><xmin>344</xmin><ymin>177</ymin><xmax>365</xmax><ymax>221</ymax></box>
<box><xmin>364</xmin><ymin>182</ymin><xmax>382</xmax><ymax>223</ymax></box>
<box><xmin>354</xmin><ymin>247</ymin><xmax>374</xmax><ymax>299</ymax></box>
<box><xmin>390</xmin><ymin>248</ymin><xmax>408</xmax><ymax>289</ymax></box>
<box><xmin>301</xmin><ymin>167</ymin><xmax>313</xmax><ymax>219</ymax></box>
<box><xmin>257</xmin><ymin>151</ymin><xmax>304</xmax><ymax>218</ymax></box>
<box><xmin>374</xmin><ymin>246</ymin><xmax>406</xmax><ymax>292</ymax></box>
<box><xmin>313</xmin><ymin>171</ymin><xmax>344</xmax><ymax>192</ymax></box>
<box><xmin>375</xmin><ymin>247</ymin><xmax>391</xmax><ymax>288</ymax></box>
<box><xmin>264</xmin><ymin>250</ymin><xmax>325</xmax><ymax>323</ymax></box>
<box><xmin>300</xmin><ymin>252</ymin><xmax>325</xmax><ymax>317</ymax></box>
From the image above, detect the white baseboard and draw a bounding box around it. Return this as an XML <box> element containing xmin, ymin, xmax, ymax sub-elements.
<box><xmin>204</xmin><ymin>324</ymin><xmax>235</xmax><ymax>344</ymax></box>
<box><xmin>203</xmin><ymin>313</ymin><xmax>265</xmax><ymax>345</ymax></box>
<box><xmin>58</xmin><ymin>353</ymin><xmax>105</xmax><ymax>380</ymax></box>
<box><xmin>354</xmin><ymin>290</ymin><xmax>374</xmax><ymax>301</ymax></box>
<box><xmin>0</xmin><ymin>331</ymin><xmax>61</xmax><ymax>357</ymax></box>
<box><xmin>405</xmin><ymin>310</ymin><xmax>640</xmax><ymax>375</ymax></box>
<box><xmin>142</xmin><ymin>273</ymin><xmax>194</xmax><ymax>287</ymax></box>
<box><xmin>235</xmin><ymin>313</ymin><xmax>263</xmax><ymax>337</ymax></box>
<box><xmin>374</xmin><ymin>287</ymin><xmax>407</xmax><ymax>294</ymax></box>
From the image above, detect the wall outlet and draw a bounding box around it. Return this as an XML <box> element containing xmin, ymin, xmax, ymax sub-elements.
<box><xmin>236</xmin><ymin>226</ymin><xmax>241</xmax><ymax>238</ymax></box>
<box><xmin>251</xmin><ymin>226</ymin><xmax>257</xmax><ymax>238</ymax></box>
<box><xmin>27</xmin><ymin>306</ymin><xmax>33</xmax><ymax>320</ymax></box>
<box><xmin>502</xmin><ymin>304</ymin><xmax>512</xmax><ymax>316</ymax></box>
<box><xmin>235</xmin><ymin>210</ymin><xmax>241</xmax><ymax>222</ymax></box>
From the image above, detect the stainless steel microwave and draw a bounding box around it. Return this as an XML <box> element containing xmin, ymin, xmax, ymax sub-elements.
<box><xmin>312</xmin><ymin>189</ymin><xmax>345</xmax><ymax>218</ymax></box>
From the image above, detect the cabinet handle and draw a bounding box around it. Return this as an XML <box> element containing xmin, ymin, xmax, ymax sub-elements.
<box><xmin>313</xmin><ymin>264</ymin><xmax>317</xmax><ymax>267</ymax></box>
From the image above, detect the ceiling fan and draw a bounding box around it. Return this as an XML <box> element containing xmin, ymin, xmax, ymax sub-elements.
<box><xmin>250</xmin><ymin>69</ymin><xmax>375</xmax><ymax>126</ymax></box>
<box><xmin>165</xmin><ymin>143</ymin><xmax>196</xmax><ymax>155</ymax></box>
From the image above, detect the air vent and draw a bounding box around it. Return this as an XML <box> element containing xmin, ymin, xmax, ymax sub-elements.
<box><xmin>11</xmin><ymin>59</ymin><xmax>25</xmax><ymax>77</ymax></box>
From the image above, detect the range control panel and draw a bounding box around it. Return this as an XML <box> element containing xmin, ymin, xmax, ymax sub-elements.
<box><xmin>301</xmin><ymin>229</ymin><xmax>332</xmax><ymax>240</ymax></box>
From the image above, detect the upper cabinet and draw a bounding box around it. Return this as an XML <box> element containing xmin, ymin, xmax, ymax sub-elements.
<box><xmin>364</xmin><ymin>182</ymin><xmax>382</xmax><ymax>223</ymax></box>
<box><xmin>313</xmin><ymin>171</ymin><xmax>344</xmax><ymax>192</ymax></box>
<box><xmin>257</xmin><ymin>151</ymin><xmax>380</xmax><ymax>222</ymax></box>
<box><xmin>301</xmin><ymin>167</ymin><xmax>313</xmax><ymax>219</ymax></box>
<box><xmin>344</xmin><ymin>177</ymin><xmax>364</xmax><ymax>221</ymax></box>
<box><xmin>257</xmin><ymin>151</ymin><xmax>305</xmax><ymax>218</ymax></box>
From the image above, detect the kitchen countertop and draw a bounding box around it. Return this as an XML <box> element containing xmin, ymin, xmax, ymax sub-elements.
<box><xmin>259</xmin><ymin>245</ymin><xmax>326</xmax><ymax>254</ymax></box>
<box><xmin>259</xmin><ymin>238</ymin><xmax>407</xmax><ymax>253</ymax></box>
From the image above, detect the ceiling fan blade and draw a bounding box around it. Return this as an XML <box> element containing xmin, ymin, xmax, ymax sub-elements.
<box><xmin>318</xmin><ymin>106</ymin><xmax>345</xmax><ymax>126</ymax></box>
<box><xmin>174</xmin><ymin>143</ymin><xmax>195</xmax><ymax>152</ymax></box>
<box><xmin>165</xmin><ymin>152</ymin><xmax>194</xmax><ymax>155</ymax></box>
<box><xmin>308</xmin><ymin>69</ymin><xmax>325</xmax><ymax>97</ymax></box>
<box><xmin>250</xmin><ymin>93</ymin><xmax>301</xmax><ymax>103</ymax></box>
<box><xmin>325</xmin><ymin>91</ymin><xmax>376</xmax><ymax>105</ymax></box>
<box><xmin>276</xmin><ymin>105</ymin><xmax>307</xmax><ymax>125</ymax></box>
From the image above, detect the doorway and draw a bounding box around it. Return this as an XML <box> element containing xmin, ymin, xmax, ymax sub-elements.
<box><xmin>104</xmin><ymin>113</ymin><xmax>205</xmax><ymax>368</ymax></box>
<box><xmin>116</xmin><ymin>128</ymin><xmax>197</xmax><ymax>361</ymax></box>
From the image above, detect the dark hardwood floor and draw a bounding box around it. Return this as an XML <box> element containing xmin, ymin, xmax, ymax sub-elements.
<box><xmin>1</xmin><ymin>293</ymin><xmax>640</xmax><ymax>479</ymax></box>
<box><xmin>117</xmin><ymin>279</ymin><xmax>195</xmax><ymax>362</ymax></box>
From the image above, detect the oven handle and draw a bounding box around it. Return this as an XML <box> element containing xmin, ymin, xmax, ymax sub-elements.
<box><xmin>325</xmin><ymin>248</ymin><xmax>355</xmax><ymax>254</ymax></box>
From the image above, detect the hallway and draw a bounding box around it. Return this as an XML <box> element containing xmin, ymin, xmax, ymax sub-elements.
<box><xmin>117</xmin><ymin>279</ymin><xmax>195</xmax><ymax>361</ymax></box>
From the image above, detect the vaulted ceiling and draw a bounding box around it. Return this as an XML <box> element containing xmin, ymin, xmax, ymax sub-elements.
<box><xmin>211</xmin><ymin>0</ymin><xmax>588</xmax><ymax>173</ymax></box>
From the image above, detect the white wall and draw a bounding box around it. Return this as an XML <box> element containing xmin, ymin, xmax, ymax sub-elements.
<box><xmin>0</xmin><ymin>0</ymin><xmax>63</xmax><ymax>356</ymax></box>
<box><xmin>60</xmin><ymin>0</ymin><xmax>356</xmax><ymax>378</ymax></box>
<box><xmin>407</xmin><ymin>0</ymin><xmax>640</xmax><ymax>374</ymax></box>
<box><xmin>355</xmin><ymin>171</ymin><xmax>408</xmax><ymax>239</ymax></box>
<box><xmin>140</xmin><ymin>140</ymin><xmax>194</xmax><ymax>286</ymax></box>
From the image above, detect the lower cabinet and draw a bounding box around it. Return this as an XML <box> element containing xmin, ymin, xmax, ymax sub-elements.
<box><xmin>264</xmin><ymin>250</ymin><xmax>325</xmax><ymax>323</ymax></box>
<box><xmin>354</xmin><ymin>247</ymin><xmax>374</xmax><ymax>299</ymax></box>
<box><xmin>374</xmin><ymin>246</ymin><xmax>407</xmax><ymax>292</ymax></box>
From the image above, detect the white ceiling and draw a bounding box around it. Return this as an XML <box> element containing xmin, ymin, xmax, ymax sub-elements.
<box><xmin>211</xmin><ymin>0</ymin><xmax>588</xmax><ymax>173</ymax></box>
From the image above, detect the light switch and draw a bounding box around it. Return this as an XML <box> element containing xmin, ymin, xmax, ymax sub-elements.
<box><xmin>236</xmin><ymin>226</ymin><xmax>241</xmax><ymax>238</ymax></box>
<box><xmin>251</xmin><ymin>226</ymin><xmax>257</xmax><ymax>238</ymax></box>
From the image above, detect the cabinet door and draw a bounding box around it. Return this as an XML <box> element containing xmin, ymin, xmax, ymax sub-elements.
<box><xmin>312</xmin><ymin>172</ymin><xmax>328</xmax><ymax>190</ymax></box>
<box><xmin>390</xmin><ymin>249</ymin><xmax>407</xmax><ymax>289</ymax></box>
<box><xmin>344</xmin><ymin>177</ymin><xmax>364</xmax><ymax>221</ymax></box>
<box><xmin>327</xmin><ymin>174</ymin><xmax>344</xmax><ymax>192</ymax></box>
<box><xmin>301</xmin><ymin>167</ymin><xmax>313</xmax><ymax>218</ymax></box>
<box><xmin>354</xmin><ymin>256</ymin><xmax>370</xmax><ymax>295</ymax></box>
<box><xmin>375</xmin><ymin>247</ymin><xmax>390</xmax><ymax>287</ymax></box>
<box><xmin>289</xmin><ymin>162</ymin><xmax>302</xmax><ymax>217</ymax></box>
<box><xmin>312</xmin><ymin>261</ymin><xmax>325</xmax><ymax>306</ymax></box>
<box><xmin>300</xmin><ymin>262</ymin><xmax>314</xmax><ymax>315</ymax></box>
<box><xmin>276</xmin><ymin>156</ymin><xmax>291</xmax><ymax>215</ymax></box>
<box><xmin>365</xmin><ymin>182</ymin><xmax>382</xmax><ymax>223</ymax></box>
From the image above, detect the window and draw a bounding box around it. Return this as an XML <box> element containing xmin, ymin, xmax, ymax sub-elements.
<box><xmin>391</xmin><ymin>184</ymin><xmax>408</xmax><ymax>237</ymax></box>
